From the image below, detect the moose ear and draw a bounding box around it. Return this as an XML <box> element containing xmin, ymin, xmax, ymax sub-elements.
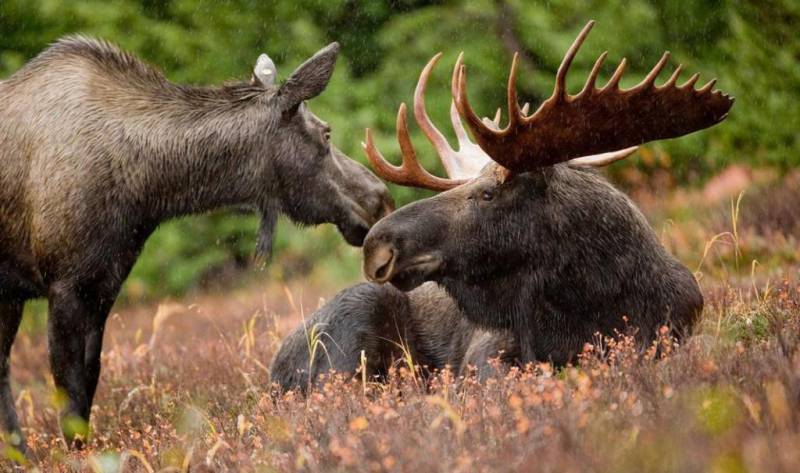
<box><xmin>252</xmin><ymin>53</ymin><xmax>277</xmax><ymax>88</ymax></box>
<box><xmin>277</xmin><ymin>42</ymin><xmax>339</xmax><ymax>112</ymax></box>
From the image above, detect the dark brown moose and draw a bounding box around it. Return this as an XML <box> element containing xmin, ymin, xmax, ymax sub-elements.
<box><xmin>0</xmin><ymin>37</ymin><xmax>394</xmax><ymax>450</ymax></box>
<box><xmin>271</xmin><ymin>21</ymin><xmax>733</xmax><ymax>391</ymax></box>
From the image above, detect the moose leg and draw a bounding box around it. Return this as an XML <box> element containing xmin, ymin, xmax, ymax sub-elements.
<box><xmin>47</xmin><ymin>282</ymin><xmax>91</xmax><ymax>448</ymax></box>
<box><xmin>461</xmin><ymin>329</ymin><xmax>520</xmax><ymax>380</ymax></box>
<box><xmin>0</xmin><ymin>301</ymin><xmax>26</xmax><ymax>453</ymax></box>
<box><xmin>83</xmin><ymin>291</ymin><xmax>118</xmax><ymax>409</ymax></box>
<box><xmin>271</xmin><ymin>283</ymin><xmax>412</xmax><ymax>392</ymax></box>
<box><xmin>83</xmin><ymin>324</ymin><xmax>105</xmax><ymax>410</ymax></box>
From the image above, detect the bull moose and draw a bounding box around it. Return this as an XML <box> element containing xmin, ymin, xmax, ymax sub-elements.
<box><xmin>271</xmin><ymin>21</ymin><xmax>733</xmax><ymax>391</ymax></box>
<box><xmin>0</xmin><ymin>38</ymin><xmax>394</xmax><ymax>450</ymax></box>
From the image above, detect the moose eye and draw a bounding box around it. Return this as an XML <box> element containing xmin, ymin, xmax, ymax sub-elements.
<box><xmin>323</xmin><ymin>129</ymin><xmax>331</xmax><ymax>142</ymax></box>
<box><xmin>481</xmin><ymin>189</ymin><xmax>495</xmax><ymax>201</ymax></box>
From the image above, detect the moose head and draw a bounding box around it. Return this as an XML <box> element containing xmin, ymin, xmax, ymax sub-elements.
<box><xmin>247</xmin><ymin>44</ymin><xmax>395</xmax><ymax>249</ymax></box>
<box><xmin>361</xmin><ymin>21</ymin><xmax>733</xmax><ymax>362</ymax></box>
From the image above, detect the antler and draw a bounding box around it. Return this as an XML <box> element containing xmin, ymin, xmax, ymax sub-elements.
<box><xmin>363</xmin><ymin>54</ymin><xmax>493</xmax><ymax>191</ymax></box>
<box><xmin>453</xmin><ymin>20</ymin><xmax>734</xmax><ymax>173</ymax></box>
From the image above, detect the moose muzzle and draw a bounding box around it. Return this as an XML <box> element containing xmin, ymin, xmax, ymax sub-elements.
<box><xmin>363</xmin><ymin>226</ymin><xmax>443</xmax><ymax>291</ymax></box>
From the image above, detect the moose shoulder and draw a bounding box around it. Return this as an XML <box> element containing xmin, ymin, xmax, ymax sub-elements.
<box><xmin>272</xmin><ymin>21</ymin><xmax>732</xmax><ymax>391</ymax></box>
<box><xmin>0</xmin><ymin>37</ymin><xmax>393</xmax><ymax>450</ymax></box>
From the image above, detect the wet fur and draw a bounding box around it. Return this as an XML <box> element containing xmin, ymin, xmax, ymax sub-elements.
<box><xmin>0</xmin><ymin>37</ymin><xmax>392</xmax><ymax>449</ymax></box>
<box><xmin>271</xmin><ymin>282</ymin><xmax>516</xmax><ymax>391</ymax></box>
<box><xmin>273</xmin><ymin>165</ymin><xmax>702</xmax><ymax>390</ymax></box>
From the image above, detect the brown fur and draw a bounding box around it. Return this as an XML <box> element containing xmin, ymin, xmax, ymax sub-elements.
<box><xmin>0</xmin><ymin>37</ymin><xmax>393</xmax><ymax>451</ymax></box>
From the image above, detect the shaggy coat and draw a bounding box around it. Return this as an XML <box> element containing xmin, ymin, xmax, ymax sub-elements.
<box><xmin>0</xmin><ymin>37</ymin><xmax>393</xmax><ymax>449</ymax></box>
<box><xmin>272</xmin><ymin>164</ymin><xmax>702</xmax><ymax>390</ymax></box>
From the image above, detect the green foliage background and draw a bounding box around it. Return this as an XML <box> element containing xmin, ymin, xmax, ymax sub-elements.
<box><xmin>1</xmin><ymin>0</ymin><xmax>797</xmax><ymax>300</ymax></box>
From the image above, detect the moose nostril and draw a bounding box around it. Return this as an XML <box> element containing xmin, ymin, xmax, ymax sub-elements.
<box><xmin>365</xmin><ymin>244</ymin><xmax>396</xmax><ymax>282</ymax></box>
<box><xmin>374</xmin><ymin>255</ymin><xmax>393</xmax><ymax>280</ymax></box>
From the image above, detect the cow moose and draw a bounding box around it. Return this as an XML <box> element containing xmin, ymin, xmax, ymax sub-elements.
<box><xmin>271</xmin><ymin>21</ymin><xmax>733</xmax><ymax>392</ymax></box>
<box><xmin>0</xmin><ymin>38</ymin><xmax>394</xmax><ymax>450</ymax></box>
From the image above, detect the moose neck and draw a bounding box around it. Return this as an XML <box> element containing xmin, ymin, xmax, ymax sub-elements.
<box><xmin>113</xmin><ymin>86</ymin><xmax>277</xmax><ymax>222</ymax></box>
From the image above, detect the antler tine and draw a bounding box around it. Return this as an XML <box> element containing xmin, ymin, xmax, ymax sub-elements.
<box><xmin>567</xmin><ymin>146</ymin><xmax>639</xmax><ymax>168</ymax></box>
<box><xmin>362</xmin><ymin>104</ymin><xmax>465</xmax><ymax>192</ymax></box>
<box><xmin>451</xmin><ymin>50</ymin><xmax>521</xmax><ymax>136</ymax></box>
<box><xmin>413</xmin><ymin>53</ymin><xmax>462</xmax><ymax>177</ymax></box>
<box><xmin>395</xmin><ymin>104</ymin><xmax>423</xmax><ymax>170</ymax></box>
<box><xmin>681</xmin><ymin>73</ymin><xmax>700</xmax><ymax>90</ymax></box>
<box><xmin>363</xmin><ymin>128</ymin><xmax>405</xmax><ymax>183</ymax></box>
<box><xmin>507</xmin><ymin>52</ymin><xmax>521</xmax><ymax>126</ymax></box>
<box><xmin>450</xmin><ymin>100</ymin><xmax>491</xmax><ymax>149</ymax></box>
<box><xmin>482</xmin><ymin>119</ymin><xmax>497</xmax><ymax>130</ymax></box>
<box><xmin>451</xmin><ymin>101</ymin><xmax>475</xmax><ymax>143</ymax></box>
<box><xmin>635</xmin><ymin>52</ymin><xmax>670</xmax><ymax>90</ymax></box>
<box><xmin>697</xmin><ymin>78</ymin><xmax>717</xmax><ymax>94</ymax></box>
<box><xmin>602</xmin><ymin>58</ymin><xmax>628</xmax><ymax>91</ymax></box>
<box><xmin>396</xmin><ymin>103</ymin><xmax>467</xmax><ymax>190</ymax></box>
<box><xmin>454</xmin><ymin>62</ymin><xmax>499</xmax><ymax>144</ymax></box>
<box><xmin>481</xmin><ymin>108</ymin><xmax>502</xmax><ymax>130</ymax></box>
<box><xmin>578</xmin><ymin>51</ymin><xmax>608</xmax><ymax>97</ymax></box>
<box><xmin>448</xmin><ymin>99</ymin><xmax>495</xmax><ymax>177</ymax></box>
<box><xmin>554</xmin><ymin>20</ymin><xmax>595</xmax><ymax>99</ymax></box>
<box><xmin>663</xmin><ymin>64</ymin><xmax>684</xmax><ymax>87</ymax></box>
<box><xmin>452</xmin><ymin>49</ymin><xmax>510</xmax><ymax>142</ymax></box>
<box><xmin>450</xmin><ymin>54</ymin><xmax>481</xmax><ymax>141</ymax></box>
<box><xmin>451</xmin><ymin>52</ymin><xmax>465</xmax><ymax>102</ymax></box>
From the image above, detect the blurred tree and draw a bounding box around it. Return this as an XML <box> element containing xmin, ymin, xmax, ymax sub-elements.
<box><xmin>1</xmin><ymin>0</ymin><xmax>796</xmax><ymax>299</ymax></box>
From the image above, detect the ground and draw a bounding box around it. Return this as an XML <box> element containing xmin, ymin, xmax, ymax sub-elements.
<box><xmin>5</xmin><ymin>168</ymin><xmax>800</xmax><ymax>472</ymax></box>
